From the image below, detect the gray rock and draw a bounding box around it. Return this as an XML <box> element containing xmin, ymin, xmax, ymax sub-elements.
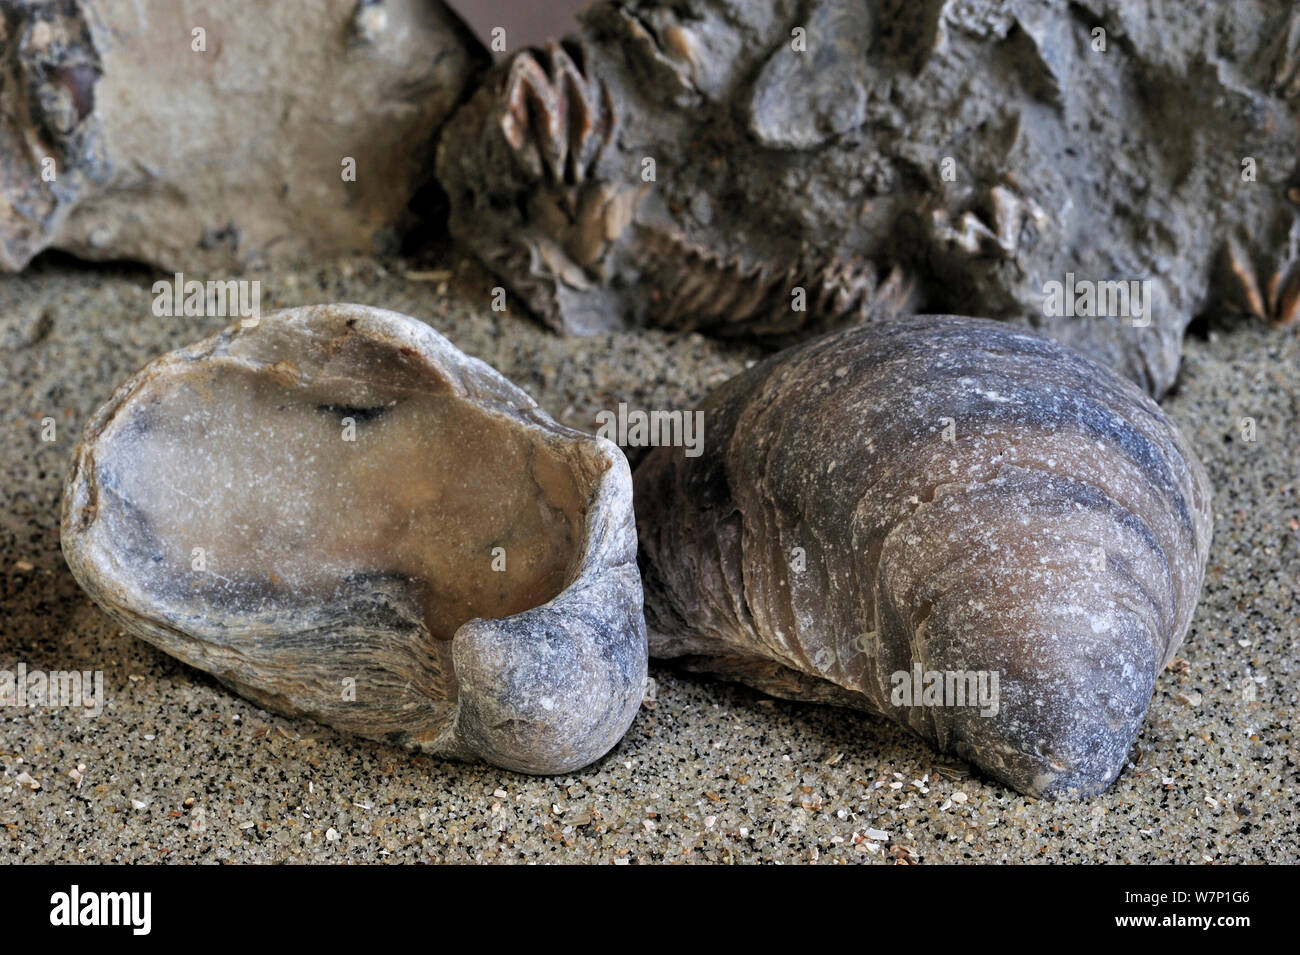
<box><xmin>436</xmin><ymin>0</ymin><xmax>1300</xmax><ymax>396</ymax></box>
<box><xmin>633</xmin><ymin>317</ymin><xmax>1212</xmax><ymax>796</ymax></box>
<box><xmin>61</xmin><ymin>304</ymin><xmax>647</xmax><ymax>774</ymax></box>
<box><xmin>0</xmin><ymin>0</ymin><xmax>487</xmax><ymax>272</ymax></box>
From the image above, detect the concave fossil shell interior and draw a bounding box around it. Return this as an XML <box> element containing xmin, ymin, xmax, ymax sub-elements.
<box><xmin>634</xmin><ymin>316</ymin><xmax>1213</xmax><ymax>797</ymax></box>
<box><xmin>62</xmin><ymin>304</ymin><xmax>646</xmax><ymax>774</ymax></box>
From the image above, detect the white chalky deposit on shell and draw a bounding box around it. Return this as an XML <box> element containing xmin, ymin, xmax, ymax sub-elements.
<box><xmin>62</xmin><ymin>304</ymin><xmax>647</xmax><ymax>774</ymax></box>
<box><xmin>634</xmin><ymin>316</ymin><xmax>1213</xmax><ymax>797</ymax></box>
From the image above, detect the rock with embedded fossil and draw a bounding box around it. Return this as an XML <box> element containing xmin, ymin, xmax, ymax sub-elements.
<box><xmin>1</xmin><ymin>0</ymin><xmax>486</xmax><ymax>272</ymax></box>
<box><xmin>61</xmin><ymin>304</ymin><xmax>646</xmax><ymax>774</ymax></box>
<box><xmin>436</xmin><ymin>0</ymin><xmax>1300</xmax><ymax>395</ymax></box>
<box><xmin>633</xmin><ymin>317</ymin><xmax>1213</xmax><ymax>797</ymax></box>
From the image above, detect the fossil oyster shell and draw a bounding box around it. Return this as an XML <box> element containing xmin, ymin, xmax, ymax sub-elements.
<box><xmin>634</xmin><ymin>317</ymin><xmax>1213</xmax><ymax>797</ymax></box>
<box><xmin>62</xmin><ymin>304</ymin><xmax>646</xmax><ymax>774</ymax></box>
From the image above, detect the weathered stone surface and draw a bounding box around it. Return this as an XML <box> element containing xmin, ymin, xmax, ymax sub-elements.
<box><xmin>634</xmin><ymin>317</ymin><xmax>1212</xmax><ymax>796</ymax></box>
<box><xmin>1</xmin><ymin>0</ymin><xmax>487</xmax><ymax>272</ymax></box>
<box><xmin>61</xmin><ymin>304</ymin><xmax>647</xmax><ymax>774</ymax></box>
<box><xmin>437</xmin><ymin>0</ymin><xmax>1300</xmax><ymax>395</ymax></box>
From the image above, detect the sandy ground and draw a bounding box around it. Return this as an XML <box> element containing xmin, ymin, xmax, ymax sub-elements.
<box><xmin>0</xmin><ymin>252</ymin><xmax>1295</xmax><ymax>863</ymax></box>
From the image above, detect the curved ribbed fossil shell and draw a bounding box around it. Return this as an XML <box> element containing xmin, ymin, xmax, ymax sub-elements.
<box><xmin>62</xmin><ymin>304</ymin><xmax>646</xmax><ymax>774</ymax></box>
<box><xmin>634</xmin><ymin>317</ymin><xmax>1212</xmax><ymax>797</ymax></box>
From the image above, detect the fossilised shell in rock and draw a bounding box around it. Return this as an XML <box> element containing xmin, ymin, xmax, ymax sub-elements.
<box><xmin>61</xmin><ymin>304</ymin><xmax>646</xmax><ymax>774</ymax></box>
<box><xmin>436</xmin><ymin>0</ymin><xmax>1300</xmax><ymax>399</ymax></box>
<box><xmin>633</xmin><ymin>316</ymin><xmax>1213</xmax><ymax>797</ymax></box>
<box><xmin>0</xmin><ymin>0</ymin><xmax>487</xmax><ymax>272</ymax></box>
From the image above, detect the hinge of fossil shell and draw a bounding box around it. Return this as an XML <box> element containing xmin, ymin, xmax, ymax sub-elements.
<box><xmin>1222</xmin><ymin>229</ymin><xmax>1300</xmax><ymax>328</ymax></box>
<box><xmin>634</xmin><ymin>226</ymin><xmax>917</xmax><ymax>341</ymax></box>
<box><xmin>498</xmin><ymin>40</ymin><xmax>615</xmax><ymax>189</ymax></box>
